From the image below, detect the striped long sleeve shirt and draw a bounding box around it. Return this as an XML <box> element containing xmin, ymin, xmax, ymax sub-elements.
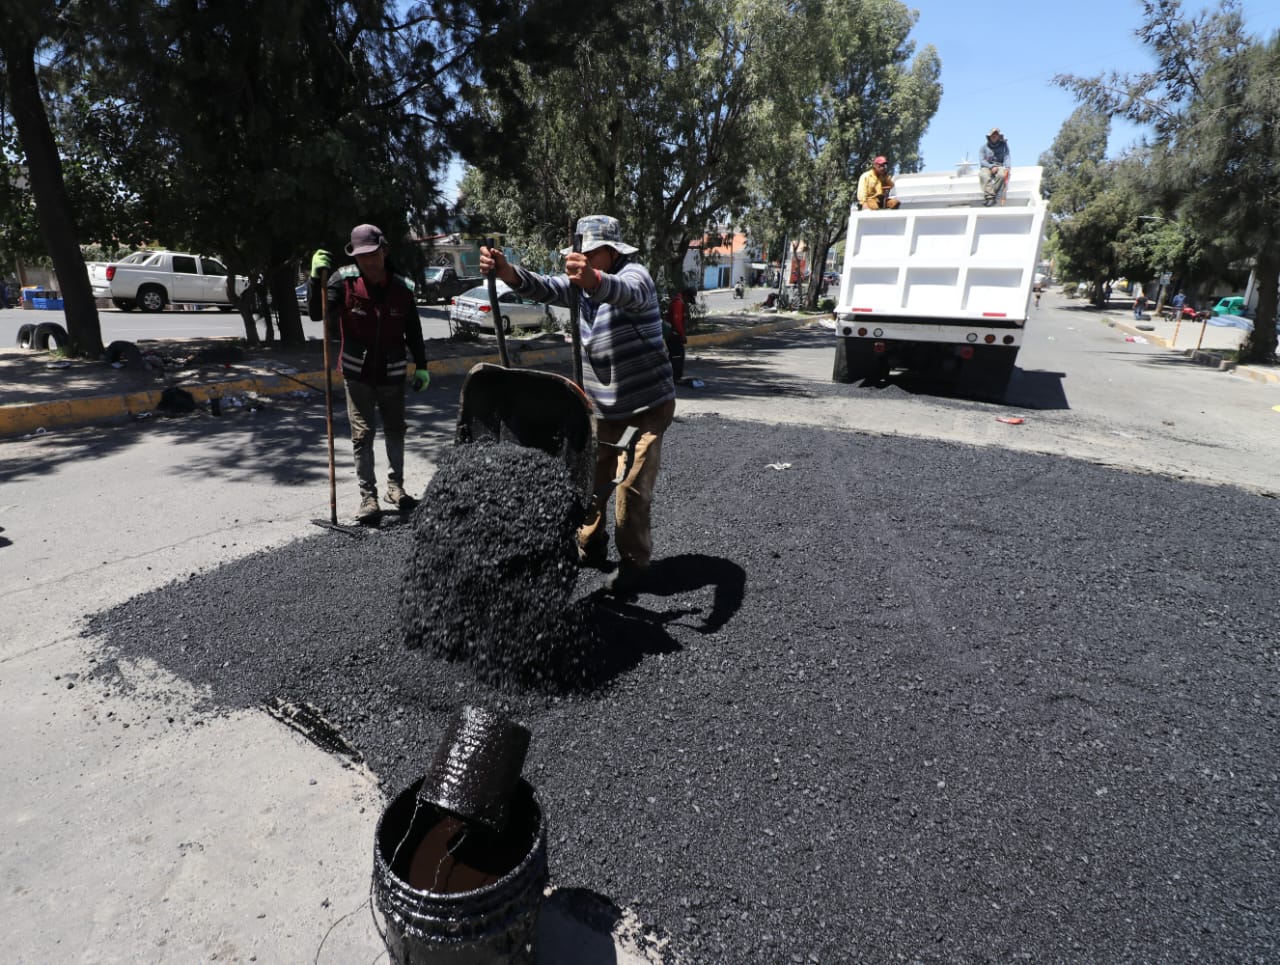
<box><xmin>512</xmin><ymin>257</ymin><xmax>676</xmax><ymax>419</ymax></box>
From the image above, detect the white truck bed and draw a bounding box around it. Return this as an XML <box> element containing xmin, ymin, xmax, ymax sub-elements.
<box><xmin>835</xmin><ymin>166</ymin><xmax>1046</xmax><ymax>323</ymax></box>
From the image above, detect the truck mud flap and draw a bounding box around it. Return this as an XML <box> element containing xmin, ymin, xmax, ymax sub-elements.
<box><xmin>955</xmin><ymin>345</ymin><xmax>1018</xmax><ymax>401</ymax></box>
<box><xmin>833</xmin><ymin>337</ymin><xmax>885</xmax><ymax>384</ymax></box>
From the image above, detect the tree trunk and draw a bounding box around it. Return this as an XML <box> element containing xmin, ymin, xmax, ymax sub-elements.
<box><xmin>270</xmin><ymin>262</ymin><xmax>305</xmax><ymax>347</ymax></box>
<box><xmin>229</xmin><ymin>277</ymin><xmax>260</xmax><ymax>346</ymax></box>
<box><xmin>1238</xmin><ymin>250</ymin><xmax>1278</xmax><ymax>365</ymax></box>
<box><xmin>3</xmin><ymin>36</ymin><xmax>103</xmax><ymax>357</ymax></box>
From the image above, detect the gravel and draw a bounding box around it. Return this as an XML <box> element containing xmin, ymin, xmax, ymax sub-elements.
<box><xmin>85</xmin><ymin>413</ymin><xmax>1280</xmax><ymax>963</ymax></box>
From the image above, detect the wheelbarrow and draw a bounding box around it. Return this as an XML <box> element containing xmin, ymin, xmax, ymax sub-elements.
<box><xmin>454</xmin><ymin>237</ymin><xmax>639</xmax><ymax>503</ymax></box>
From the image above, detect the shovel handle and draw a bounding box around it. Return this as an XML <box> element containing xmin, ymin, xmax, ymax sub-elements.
<box><xmin>485</xmin><ymin>237</ymin><xmax>511</xmax><ymax>368</ymax></box>
<box><xmin>569</xmin><ymin>232</ymin><xmax>584</xmax><ymax>387</ymax></box>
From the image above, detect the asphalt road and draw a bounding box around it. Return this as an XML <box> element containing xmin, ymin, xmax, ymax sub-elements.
<box><xmin>2</xmin><ymin>290</ymin><xmax>1278</xmax><ymax>963</ymax></box>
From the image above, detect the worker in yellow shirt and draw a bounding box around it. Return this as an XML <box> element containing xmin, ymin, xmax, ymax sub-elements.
<box><xmin>857</xmin><ymin>155</ymin><xmax>899</xmax><ymax>210</ymax></box>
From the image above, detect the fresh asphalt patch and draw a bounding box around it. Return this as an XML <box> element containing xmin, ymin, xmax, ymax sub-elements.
<box><xmin>85</xmin><ymin>414</ymin><xmax>1279</xmax><ymax>963</ymax></box>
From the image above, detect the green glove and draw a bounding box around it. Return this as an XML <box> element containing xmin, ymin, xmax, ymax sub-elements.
<box><xmin>310</xmin><ymin>249</ymin><xmax>333</xmax><ymax>278</ymax></box>
<box><xmin>411</xmin><ymin>368</ymin><xmax>430</xmax><ymax>392</ymax></box>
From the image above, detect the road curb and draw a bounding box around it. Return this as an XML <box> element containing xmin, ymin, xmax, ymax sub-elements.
<box><xmin>0</xmin><ymin>315</ymin><xmax>812</xmax><ymax>439</ymax></box>
<box><xmin>1102</xmin><ymin>315</ymin><xmax>1280</xmax><ymax>385</ymax></box>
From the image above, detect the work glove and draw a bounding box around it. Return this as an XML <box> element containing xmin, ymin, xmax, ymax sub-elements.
<box><xmin>310</xmin><ymin>249</ymin><xmax>334</xmax><ymax>278</ymax></box>
<box><xmin>411</xmin><ymin>368</ymin><xmax>430</xmax><ymax>392</ymax></box>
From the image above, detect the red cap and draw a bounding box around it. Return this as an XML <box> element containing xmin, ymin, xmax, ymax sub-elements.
<box><xmin>874</xmin><ymin>156</ymin><xmax>887</xmax><ymax>166</ymax></box>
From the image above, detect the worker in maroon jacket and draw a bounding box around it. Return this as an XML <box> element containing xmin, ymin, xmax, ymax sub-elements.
<box><xmin>309</xmin><ymin>224</ymin><xmax>429</xmax><ymax>522</ymax></box>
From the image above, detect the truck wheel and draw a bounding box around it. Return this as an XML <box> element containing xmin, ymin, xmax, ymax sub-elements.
<box><xmin>17</xmin><ymin>323</ymin><xmax>35</xmax><ymax>349</ymax></box>
<box><xmin>111</xmin><ymin>298</ymin><xmax>137</xmax><ymax>312</ymax></box>
<box><xmin>957</xmin><ymin>346</ymin><xmax>1017</xmax><ymax>401</ymax></box>
<box><xmin>138</xmin><ymin>286</ymin><xmax>167</xmax><ymax>312</ymax></box>
<box><xmin>34</xmin><ymin>322</ymin><xmax>70</xmax><ymax>352</ymax></box>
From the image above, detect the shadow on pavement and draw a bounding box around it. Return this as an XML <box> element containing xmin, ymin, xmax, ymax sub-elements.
<box><xmin>0</xmin><ymin>375</ymin><xmax>466</xmax><ymax>486</ymax></box>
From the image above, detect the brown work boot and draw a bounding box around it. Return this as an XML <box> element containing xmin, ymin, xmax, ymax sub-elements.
<box><xmin>384</xmin><ymin>481</ymin><xmax>417</xmax><ymax>511</ymax></box>
<box><xmin>606</xmin><ymin>560</ymin><xmax>647</xmax><ymax>599</ymax></box>
<box><xmin>357</xmin><ymin>493</ymin><xmax>380</xmax><ymax>523</ymax></box>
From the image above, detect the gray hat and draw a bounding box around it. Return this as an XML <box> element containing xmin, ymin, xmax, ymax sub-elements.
<box><xmin>345</xmin><ymin>224</ymin><xmax>388</xmax><ymax>256</ymax></box>
<box><xmin>560</xmin><ymin>215</ymin><xmax>638</xmax><ymax>256</ymax></box>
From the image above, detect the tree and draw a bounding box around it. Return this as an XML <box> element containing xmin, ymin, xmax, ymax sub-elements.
<box><xmin>1056</xmin><ymin>0</ymin><xmax>1279</xmax><ymax>363</ymax></box>
<box><xmin>0</xmin><ymin>0</ymin><xmax>104</xmax><ymax>357</ymax></box>
<box><xmin>756</xmin><ymin>0</ymin><xmax>940</xmax><ymax>309</ymax></box>
<box><xmin>456</xmin><ymin>0</ymin><xmax>778</xmax><ymax>289</ymax></box>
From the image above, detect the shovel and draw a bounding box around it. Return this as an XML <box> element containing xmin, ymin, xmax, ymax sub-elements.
<box><xmin>310</xmin><ymin>268</ymin><xmax>365</xmax><ymax>538</ymax></box>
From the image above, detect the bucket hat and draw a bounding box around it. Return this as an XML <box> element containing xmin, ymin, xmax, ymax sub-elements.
<box><xmin>988</xmin><ymin>127</ymin><xmax>1002</xmax><ymax>138</ymax></box>
<box><xmin>346</xmin><ymin>224</ymin><xmax>388</xmax><ymax>256</ymax></box>
<box><xmin>560</xmin><ymin>215</ymin><xmax>638</xmax><ymax>256</ymax></box>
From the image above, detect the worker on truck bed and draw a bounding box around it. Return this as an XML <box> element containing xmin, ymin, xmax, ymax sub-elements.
<box><xmin>857</xmin><ymin>155</ymin><xmax>899</xmax><ymax>210</ymax></box>
<box><xmin>979</xmin><ymin>128</ymin><xmax>1011</xmax><ymax>206</ymax></box>
<box><xmin>309</xmin><ymin>224</ymin><xmax>430</xmax><ymax>524</ymax></box>
<box><xmin>479</xmin><ymin>215</ymin><xmax>676</xmax><ymax>599</ymax></box>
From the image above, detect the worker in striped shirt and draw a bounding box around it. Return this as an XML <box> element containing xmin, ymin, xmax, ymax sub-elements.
<box><xmin>480</xmin><ymin>216</ymin><xmax>677</xmax><ymax>598</ymax></box>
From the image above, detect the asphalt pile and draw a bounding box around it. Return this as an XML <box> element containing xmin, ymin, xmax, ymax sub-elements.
<box><xmin>85</xmin><ymin>414</ymin><xmax>1280</xmax><ymax>964</ymax></box>
<box><xmin>399</xmin><ymin>442</ymin><xmax>593</xmax><ymax>690</ymax></box>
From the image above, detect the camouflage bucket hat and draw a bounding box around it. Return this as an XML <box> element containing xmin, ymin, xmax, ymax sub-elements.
<box><xmin>560</xmin><ymin>215</ymin><xmax>639</xmax><ymax>256</ymax></box>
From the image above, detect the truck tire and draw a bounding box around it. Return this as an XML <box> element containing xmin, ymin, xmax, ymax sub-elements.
<box><xmin>17</xmin><ymin>323</ymin><xmax>35</xmax><ymax>349</ymax></box>
<box><xmin>111</xmin><ymin>298</ymin><xmax>137</xmax><ymax>312</ymax></box>
<box><xmin>34</xmin><ymin>322</ymin><xmax>70</xmax><ymax>352</ymax></box>
<box><xmin>138</xmin><ymin>285</ymin><xmax>168</xmax><ymax>312</ymax></box>
<box><xmin>106</xmin><ymin>340</ymin><xmax>145</xmax><ymax>368</ymax></box>
<box><xmin>833</xmin><ymin>337</ymin><xmax>882</xmax><ymax>383</ymax></box>
<box><xmin>957</xmin><ymin>345</ymin><xmax>1017</xmax><ymax>401</ymax></box>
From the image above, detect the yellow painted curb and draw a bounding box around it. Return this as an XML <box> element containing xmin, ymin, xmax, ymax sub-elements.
<box><xmin>0</xmin><ymin>316</ymin><xmax>813</xmax><ymax>439</ymax></box>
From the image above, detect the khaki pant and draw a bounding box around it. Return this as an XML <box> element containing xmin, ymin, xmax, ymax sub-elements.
<box><xmin>980</xmin><ymin>165</ymin><xmax>1009</xmax><ymax>201</ymax></box>
<box><xmin>344</xmin><ymin>380</ymin><xmax>407</xmax><ymax>497</ymax></box>
<box><xmin>579</xmin><ymin>398</ymin><xmax>677</xmax><ymax>568</ymax></box>
<box><xmin>863</xmin><ymin>196</ymin><xmax>900</xmax><ymax>210</ymax></box>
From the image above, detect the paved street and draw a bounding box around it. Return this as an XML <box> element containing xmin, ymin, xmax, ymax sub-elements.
<box><xmin>1</xmin><ymin>291</ymin><xmax>1278</xmax><ymax>962</ymax></box>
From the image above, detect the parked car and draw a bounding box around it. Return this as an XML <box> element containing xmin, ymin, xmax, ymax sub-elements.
<box><xmin>1211</xmin><ymin>296</ymin><xmax>1249</xmax><ymax>318</ymax></box>
<box><xmin>449</xmin><ymin>282</ymin><xmax>552</xmax><ymax>335</ymax></box>
<box><xmin>103</xmin><ymin>250</ymin><xmax>250</xmax><ymax>312</ymax></box>
<box><xmin>421</xmin><ymin>266</ymin><xmax>484</xmax><ymax>305</ymax></box>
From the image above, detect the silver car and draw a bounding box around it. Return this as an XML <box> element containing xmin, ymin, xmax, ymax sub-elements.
<box><xmin>449</xmin><ymin>282</ymin><xmax>552</xmax><ymax>335</ymax></box>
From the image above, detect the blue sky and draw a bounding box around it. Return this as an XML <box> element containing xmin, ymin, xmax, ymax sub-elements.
<box><xmin>910</xmin><ymin>0</ymin><xmax>1280</xmax><ymax>171</ymax></box>
<box><xmin>443</xmin><ymin>1</ymin><xmax>1278</xmax><ymax>199</ymax></box>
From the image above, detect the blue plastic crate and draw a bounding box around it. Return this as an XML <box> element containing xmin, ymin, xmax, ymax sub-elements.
<box><xmin>33</xmin><ymin>297</ymin><xmax>64</xmax><ymax>310</ymax></box>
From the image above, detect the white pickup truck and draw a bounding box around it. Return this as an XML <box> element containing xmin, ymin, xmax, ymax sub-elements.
<box><xmin>94</xmin><ymin>250</ymin><xmax>250</xmax><ymax>312</ymax></box>
<box><xmin>832</xmin><ymin>165</ymin><xmax>1047</xmax><ymax>399</ymax></box>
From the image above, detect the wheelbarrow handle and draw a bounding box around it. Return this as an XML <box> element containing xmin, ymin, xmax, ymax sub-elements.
<box><xmin>569</xmin><ymin>232</ymin><xmax>584</xmax><ymax>388</ymax></box>
<box><xmin>485</xmin><ymin>237</ymin><xmax>511</xmax><ymax>368</ymax></box>
<box><xmin>594</xmin><ymin>424</ymin><xmax>641</xmax><ymax>501</ymax></box>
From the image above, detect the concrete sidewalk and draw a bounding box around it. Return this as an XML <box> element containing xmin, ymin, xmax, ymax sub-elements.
<box><xmin>0</xmin><ymin>313</ymin><xmax>812</xmax><ymax>439</ymax></box>
<box><xmin>1098</xmin><ymin>309</ymin><xmax>1280</xmax><ymax>385</ymax></box>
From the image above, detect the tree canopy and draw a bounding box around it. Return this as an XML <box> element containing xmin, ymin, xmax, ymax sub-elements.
<box><xmin>1056</xmin><ymin>0</ymin><xmax>1279</xmax><ymax>363</ymax></box>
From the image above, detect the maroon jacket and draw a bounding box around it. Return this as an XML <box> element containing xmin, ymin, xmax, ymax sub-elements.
<box><xmin>310</xmin><ymin>265</ymin><xmax>426</xmax><ymax>385</ymax></box>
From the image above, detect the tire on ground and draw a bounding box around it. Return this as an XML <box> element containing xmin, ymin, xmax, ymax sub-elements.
<box><xmin>106</xmin><ymin>340</ymin><xmax>145</xmax><ymax>368</ymax></box>
<box><xmin>33</xmin><ymin>322</ymin><xmax>70</xmax><ymax>352</ymax></box>
<box><xmin>17</xmin><ymin>323</ymin><xmax>35</xmax><ymax>349</ymax></box>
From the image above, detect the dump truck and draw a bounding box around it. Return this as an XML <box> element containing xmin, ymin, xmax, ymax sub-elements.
<box><xmin>832</xmin><ymin>164</ymin><xmax>1047</xmax><ymax>399</ymax></box>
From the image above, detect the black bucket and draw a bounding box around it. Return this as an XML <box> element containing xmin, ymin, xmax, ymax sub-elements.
<box><xmin>418</xmin><ymin>705</ymin><xmax>532</xmax><ymax>832</ymax></box>
<box><xmin>373</xmin><ymin>777</ymin><xmax>548</xmax><ymax>965</ymax></box>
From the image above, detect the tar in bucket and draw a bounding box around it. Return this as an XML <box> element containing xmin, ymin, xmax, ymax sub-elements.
<box><xmin>372</xmin><ymin>705</ymin><xmax>548</xmax><ymax>965</ymax></box>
